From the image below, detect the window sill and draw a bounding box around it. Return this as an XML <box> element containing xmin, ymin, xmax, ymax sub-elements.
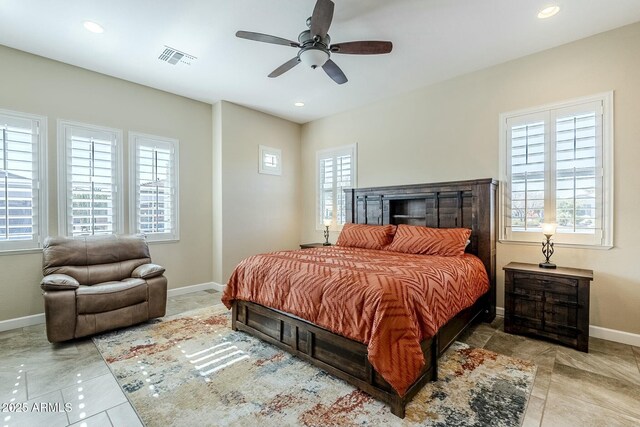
<box><xmin>499</xmin><ymin>239</ymin><xmax>613</xmax><ymax>251</ymax></box>
<box><xmin>147</xmin><ymin>239</ymin><xmax>180</xmax><ymax>245</ymax></box>
<box><xmin>0</xmin><ymin>247</ymin><xmax>43</xmax><ymax>256</ymax></box>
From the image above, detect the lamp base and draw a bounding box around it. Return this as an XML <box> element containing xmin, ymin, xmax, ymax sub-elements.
<box><xmin>323</xmin><ymin>242</ymin><xmax>331</xmax><ymax>246</ymax></box>
<box><xmin>539</xmin><ymin>262</ymin><xmax>557</xmax><ymax>269</ymax></box>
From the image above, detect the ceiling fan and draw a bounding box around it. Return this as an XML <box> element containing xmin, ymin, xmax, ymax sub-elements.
<box><xmin>236</xmin><ymin>0</ymin><xmax>393</xmax><ymax>85</ymax></box>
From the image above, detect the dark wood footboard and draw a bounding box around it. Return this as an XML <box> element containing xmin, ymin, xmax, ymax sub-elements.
<box><xmin>232</xmin><ymin>295</ymin><xmax>488</xmax><ymax>418</ymax></box>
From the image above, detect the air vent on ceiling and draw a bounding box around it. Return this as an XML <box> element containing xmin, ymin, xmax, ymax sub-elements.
<box><xmin>158</xmin><ymin>46</ymin><xmax>197</xmax><ymax>66</ymax></box>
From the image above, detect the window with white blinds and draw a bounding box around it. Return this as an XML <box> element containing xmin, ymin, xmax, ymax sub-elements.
<box><xmin>58</xmin><ymin>121</ymin><xmax>123</xmax><ymax>237</ymax></box>
<box><xmin>0</xmin><ymin>110</ymin><xmax>47</xmax><ymax>251</ymax></box>
<box><xmin>317</xmin><ymin>144</ymin><xmax>357</xmax><ymax>228</ymax></box>
<box><xmin>500</xmin><ymin>92</ymin><xmax>613</xmax><ymax>247</ymax></box>
<box><xmin>129</xmin><ymin>132</ymin><xmax>179</xmax><ymax>242</ymax></box>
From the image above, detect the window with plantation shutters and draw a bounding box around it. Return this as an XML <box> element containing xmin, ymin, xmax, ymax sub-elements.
<box><xmin>58</xmin><ymin>121</ymin><xmax>123</xmax><ymax>237</ymax></box>
<box><xmin>317</xmin><ymin>144</ymin><xmax>357</xmax><ymax>228</ymax></box>
<box><xmin>0</xmin><ymin>110</ymin><xmax>47</xmax><ymax>251</ymax></box>
<box><xmin>129</xmin><ymin>132</ymin><xmax>179</xmax><ymax>242</ymax></box>
<box><xmin>500</xmin><ymin>92</ymin><xmax>613</xmax><ymax>248</ymax></box>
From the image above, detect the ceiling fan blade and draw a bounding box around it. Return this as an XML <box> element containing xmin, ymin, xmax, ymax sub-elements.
<box><xmin>310</xmin><ymin>0</ymin><xmax>334</xmax><ymax>39</ymax></box>
<box><xmin>322</xmin><ymin>59</ymin><xmax>347</xmax><ymax>85</ymax></box>
<box><xmin>236</xmin><ymin>31</ymin><xmax>300</xmax><ymax>48</ymax></box>
<box><xmin>330</xmin><ymin>41</ymin><xmax>393</xmax><ymax>55</ymax></box>
<box><xmin>268</xmin><ymin>57</ymin><xmax>301</xmax><ymax>78</ymax></box>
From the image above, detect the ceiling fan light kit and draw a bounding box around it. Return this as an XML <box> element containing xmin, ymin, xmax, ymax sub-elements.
<box><xmin>236</xmin><ymin>0</ymin><xmax>392</xmax><ymax>84</ymax></box>
<box><xmin>299</xmin><ymin>48</ymin><xmax>329</xmax><ymax>69</ymax></box>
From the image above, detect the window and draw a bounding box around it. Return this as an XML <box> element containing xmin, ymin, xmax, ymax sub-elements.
<box><xmin>317</xmin><ymin>144</ymin><xmax>357</xmax><ymax>228</ymax></box>
<box><xmin>258</xmin><ymin>145</ymin><xmax>282</xmax><ymax>176</ymax></box>
<box><xmin>499</xmin><ymin>92</ymin><xmax>613</xmax><ymax>247</ymax></box>
<box><xmin>129</xmin><ymin>132</ymin><xmax>179</xmax><ymax>242</ymax></box>
<box><xmin>0</xmin><ymin>109</ymin><xmax>47</xmax><ymax>252</ymax></box>
<box><xmin>58</xmin><ymin>120</ymin><xmax>123</xmax><ymax>237</ymax></box>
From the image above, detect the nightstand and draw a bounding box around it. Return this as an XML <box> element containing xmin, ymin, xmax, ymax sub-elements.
<box><xmin>299</xmin><ymin>243</ymin><xmax>331</xmax><ymax>249</ymax></box>
<box><xmin>503</xmin><ymin>262</ymin><xmax>593</xmax><ymax>352</ymax></box>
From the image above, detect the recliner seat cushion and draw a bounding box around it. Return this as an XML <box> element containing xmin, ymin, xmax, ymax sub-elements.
<box><xmin>76</xmin><ymin>278</ymin><xmax>147</xmax><ymax>314</ymax></box>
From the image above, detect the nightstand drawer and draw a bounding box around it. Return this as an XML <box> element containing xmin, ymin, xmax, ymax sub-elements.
<box><xmin>513</xmin><ymin>273</ymin><xmax>578</xmax><ymax>294</ymax></box>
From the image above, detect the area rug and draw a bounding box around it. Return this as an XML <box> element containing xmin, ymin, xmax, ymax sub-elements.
<box><xmin>93</xmin><ymin>305</ymin><xmax>536</xmax><ymax>427</ymax></box>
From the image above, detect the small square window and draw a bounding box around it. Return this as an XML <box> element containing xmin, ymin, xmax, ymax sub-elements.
<box><xmin>259</xmin><ymin>145</ymin><xmax>282</xmax><ymax>176</ymax></box>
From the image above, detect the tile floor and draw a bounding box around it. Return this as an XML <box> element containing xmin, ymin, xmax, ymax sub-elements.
<box><xmin>1</xmin><ymin>290</ymin><xmax>639</xmax><ymax>426</ymax></box>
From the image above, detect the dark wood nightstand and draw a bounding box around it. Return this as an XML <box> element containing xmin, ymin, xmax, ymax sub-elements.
<box><xmin>503</xmin><ymin>262</ymin><xmax>593</xmax><ymax>352</ymax></box>
<box><xmin>299</xmin><ymin>243</ymin><xmax>331</xmax><ymax>249</ymax></box>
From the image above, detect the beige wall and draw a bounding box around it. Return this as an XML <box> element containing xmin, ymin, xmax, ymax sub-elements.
<box><xmin>0</xmin><ymin>45</ymin><xmax>213</xmax><ymax>321</ymax></box>
<box><xmin>301</xmin><ymin>23</ymin><xmax>640</xmax><ymax>334</ymax></box>
<box><xmin>213</xmin><ymin>101</ymin><xmax>301</xmax><ymax>283</ymax></box>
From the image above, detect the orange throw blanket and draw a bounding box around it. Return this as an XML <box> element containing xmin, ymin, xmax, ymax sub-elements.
<box><xmin>222</xmin><ymin>246</ymin><xmax>489</xmax><ymax>396</ymax></box>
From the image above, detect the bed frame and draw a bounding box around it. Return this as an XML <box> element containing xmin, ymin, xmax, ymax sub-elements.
<box><xmin>231</xmin><ymin>178</ymin><xmax>497</xmax><ymax>417</ymax></box>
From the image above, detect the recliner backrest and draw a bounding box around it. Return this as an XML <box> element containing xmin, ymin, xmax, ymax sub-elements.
<box><xmin>43</xmin><ymin>234</ymin><xmax>152</xmax><ymax>285</ymax></box>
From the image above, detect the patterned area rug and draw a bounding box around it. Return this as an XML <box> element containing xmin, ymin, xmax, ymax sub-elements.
<box><xmin>93</xmin><ymin>305</ymin><xmax>536</xmax><ymax>427</ymax></box>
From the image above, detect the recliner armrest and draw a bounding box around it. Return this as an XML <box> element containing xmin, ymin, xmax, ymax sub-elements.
<box><xmin>41</xmin><ymin>274</ymin><xmax>80</xmax><ymax>291</ymax></box>
<box><xmin>132</xmin><ymin>263</ymin><xmax>166</xmax><ymax>279</ymax></box>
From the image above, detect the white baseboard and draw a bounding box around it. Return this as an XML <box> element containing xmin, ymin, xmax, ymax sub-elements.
<box><xmin>590</xmin><ymin>325</ymin><xmax>640</xmax><ymax>347</ymax></box>
<box><xmin>211</xmin><ymin>282</ymin><xmax>226</xmax><ymax>292</ymax></box>
<box><xmin>0</xmin><ymin>281</ymin><xmax>223</xmax><ymax>333</ymax></box>
<box><xmin>0</xmin><ymin>313</ymin><xmax>46</xmax><ymax>332</ymax></box>
<box><xmin>496</xmin><ymin>306</ymin><xmax>505</xmax><ymax>316</ymax></box>
<box><xmin>167</xmin><ymin>282</ymin><xmax>218</xmax><ymax>297</ymax></box>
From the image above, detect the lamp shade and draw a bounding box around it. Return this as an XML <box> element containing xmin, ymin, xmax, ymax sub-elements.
<box><xmin>323</xmin><ymin>219</ymin><xmax>332</xmax><ymax>227</ymax></box>
<box><xmin>299</xmin><ymin>48</ymin><xmax>329</xmax><ymax>69</ymax></box>
<box><xmin>541</xmin><ymin>223</ymin><xmax>557</xmax><ymax>236</ymax></box>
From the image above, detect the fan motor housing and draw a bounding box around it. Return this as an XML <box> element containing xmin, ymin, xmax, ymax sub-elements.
<box><xmin>298</xmin><ymin>30</ymin><xmax>330</xmax><ymax>49</ymax></box>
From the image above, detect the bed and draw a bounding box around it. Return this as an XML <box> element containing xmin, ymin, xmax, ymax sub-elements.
<box><xmin>223</xmin><ymin>178</ymin><xmax>497</xmax><ymax>417</ymax></box>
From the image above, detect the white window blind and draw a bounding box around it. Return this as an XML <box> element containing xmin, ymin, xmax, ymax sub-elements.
<box><xmin>500</xmin><ymin>93</ymin><xmax>613</xmax><ymax>247</ymax></box>
<box><xmin>317</xmin><ymin>144</ymin><xmax>357</xmax><ymax>228</ymax></box>
<box><xmin>0</xmin><ymin>110</ymin><xmax>47</xmax><ymax>251</ymax></box>
<box><xmin>130</xmin><ymin>132</ymin><xmax>179</xmax><ymax>242</ymax></box>
<box><xmin>58</xmin><ymin>121</ymin><xmax>123</xmax><ymax>237</ymax></box>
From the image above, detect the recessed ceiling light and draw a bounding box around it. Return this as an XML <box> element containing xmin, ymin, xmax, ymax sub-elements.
<box><xmin>537</xmin><ymin>5</ymin><xmax>560</xmax><ymax>19</ymax></box>
<box><xmin>83</xmin><ymin>21</ymin><xmax>104</xmax><ymax>34</ymax></box>
<box><xmin>294</xmin><ymin>102</ymin><xmax>305</xmax><ymax>107</ymax></box>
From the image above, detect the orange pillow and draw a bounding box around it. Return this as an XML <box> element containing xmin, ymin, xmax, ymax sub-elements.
<box><xmin>385</xmin><ymin>224</ymin><xmax>471</xmax><ymax>256</ymax></box>
<box><xmin>336</xmin><ymin>223</ymin><xmax>397</xmax><ymax>250</ymax></box>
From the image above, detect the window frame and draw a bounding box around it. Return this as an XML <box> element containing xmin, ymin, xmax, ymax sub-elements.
<box><xmin>57</xmin><ymin>119</ymin><xmax>124</xmax><ymax>238</ymax></box>
<box><xmin>498</xmin><ymin>91</ymin><xmax>614</xmax><ymax>249</ymax></box>
<box><xmin>0</xmin><ymin>108</ymin><xmax>48</xmax><ymax>254</ymax></box>
<box><xmin>316</xmin><ymin>143</ymin><xmax>357</xmax><ymax>230</ymax></box>
<box><xmin>258</xmin><ymin>145</ymin><xmax>282</xmax><ymax>176</ymax></box>
<box><xmin>128</xmin><ymin>131</ymin><xmax>180</xmax><ymax>243</ymax></box>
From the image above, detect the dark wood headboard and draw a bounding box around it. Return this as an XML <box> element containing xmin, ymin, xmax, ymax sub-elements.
<box><xmin>344</xmin><ymin>178</ymin><xmax>498</xmax><ymax>318</ymax></box>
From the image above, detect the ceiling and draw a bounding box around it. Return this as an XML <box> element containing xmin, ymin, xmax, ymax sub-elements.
<box><xmin>1</xmin><ymin>1</ymin><xmax>639</xmax><ymax>124</ymax></box>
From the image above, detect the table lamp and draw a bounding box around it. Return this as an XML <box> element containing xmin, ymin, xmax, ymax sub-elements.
<box><xmin>323</xmin><ymin>219</ymin><xmax>331</xmax><ymax>246</ymax></box>
<box><xmin>539</xmin><ymin>223</ymin><xmax>557</xmax><ymax>269</ymax></box>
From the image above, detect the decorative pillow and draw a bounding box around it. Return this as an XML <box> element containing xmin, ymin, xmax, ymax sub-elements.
<box><xmin>336</xmin><ymin>223</ymin><xmax>397</xmax><ymax>250</ymax></box>
<box><xmin>385</xmin><ymin>224</ymin><xmax>471</xmax><ymax>256</ymax></box>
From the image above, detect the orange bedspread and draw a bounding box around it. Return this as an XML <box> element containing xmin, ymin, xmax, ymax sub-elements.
<box><xmin>222</xmin><ymin>246</ymin><xmax>489</xmax><ymax>396</ymax></box>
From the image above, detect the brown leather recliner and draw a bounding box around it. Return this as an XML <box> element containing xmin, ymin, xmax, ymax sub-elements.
<box><xmin>40</xmin><ymin>234</ymin><xmax>167</xmax><ymax>343</ymax></box>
